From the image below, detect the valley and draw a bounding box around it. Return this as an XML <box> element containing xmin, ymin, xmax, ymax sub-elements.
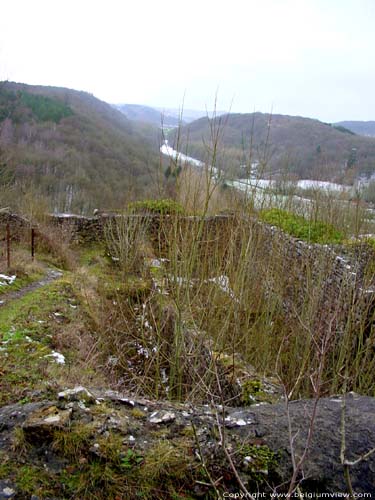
<box><xmin>0</xmin><ymin>82</ymin><xmax>375</xmax><ymax>498</ymax></box>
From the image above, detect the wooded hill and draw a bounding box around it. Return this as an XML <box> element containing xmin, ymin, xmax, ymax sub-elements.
<box><xmin>0</xmin><ymin>82</ymin><xmax>162</xmax><ymax>213</ymax></box>
<box><xmin>114</xmin><ymin>103</ymin><xmax>181</xmax><ymax>128</ymax></box>
<box><xmin>114</xmin><ymin>104</ymin><xmax>227</xmax><ymax>127</ymax></box>
<box><xmin>336</xmin><ymin>120</ymin><xmax>375</xmax><ymax>138</ymax></box>
<box><xmin>169</xmin><ymin>112</ymin><xmax>375</xmax><ymax>181</ymax></box>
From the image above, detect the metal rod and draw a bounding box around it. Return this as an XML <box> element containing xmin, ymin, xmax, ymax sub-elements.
<box><xmin>31</xmin><ymin>228</ymin><xmax>35</xmax><ymax>261</ymax></box>
<box><xmin>6</xmin><ymin>223</ymin><xmax>10</xmax><ymax>269</ymax></box>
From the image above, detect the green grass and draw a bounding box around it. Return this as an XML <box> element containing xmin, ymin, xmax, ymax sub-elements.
<box><xmin>1</xmin><ymin>425</ymin><xmax>197</xmax><ymax>500</ymax></box>
<box><xmin>0</xmin><ymin>271</ymin><xmax>43</xmax><ymax>295</ymax></box>
<box><xmin>0</xmin><ymin>278</ymin><xmax>77</xmax><ymax>338</ymax></box>
<box><xmin>0</xmin><ymin>278</ymin><xmax>80</xmax><ymax>405</ymax></box>
<box><xmin>79</xmin><ymin>244</ymin><xmax>107</xmax><ymax>266</ymax></box>
<box><xmin>259</xmin><ymin>208</ymin><xmax>344</xmax><ymax>244</ymax></box>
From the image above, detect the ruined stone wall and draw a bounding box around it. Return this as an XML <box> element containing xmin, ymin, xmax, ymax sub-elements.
<box><xmin>0</xmin><ymin>211</ymin><xmax>30</xmax><ymax>241</ymax></box>
<box><xmin>250</xmin><ymin>220</ymin><xmax>375</xmax><ymax>335</ymax></box>
<box><xmin>48</xmin><ymin>212</ymin><xmax>374</xmax><ymax>288</ymax></box>
<box><xmin>4</xmin><ymin>211</ymin><xmax>374</xmax><ymax>330</ymax></box>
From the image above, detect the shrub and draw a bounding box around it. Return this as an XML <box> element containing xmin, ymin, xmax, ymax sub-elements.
<box><xmin>127</xmin><ymin>199</ymin><xmax>184</xmax><ymax>215</ymax></box>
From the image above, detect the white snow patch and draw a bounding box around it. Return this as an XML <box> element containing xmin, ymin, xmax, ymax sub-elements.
<box><xmin>161</xmin><ymin>141</ymin><xmax>204</xmax><ymax>167</ymax></box>
<box><xmin>208</xmin><ymin>275</ymin><xmax>237</xmax><ymax>300</ymax></box>
<box><xmin>45</xmin><ymin>351</ymin><xmax>66</xmax><ymax>364</ymax></box>
<box><xmin>297</xmin><ymin>179</ymin><xmax>351</xmax><ymax>192</ymax></box>
<box><xmin>0</xmin><ymin>274</ymin><xmax>16</xmax><ymax>286</ymax></box>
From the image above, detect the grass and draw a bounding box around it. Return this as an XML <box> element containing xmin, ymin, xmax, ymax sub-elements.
<box><xmin>0</xmin><ymin>279</ymin><xmax>75</xmax><ymax>404</ymax></box>
<box><xmin>53</xmin><ymin>424</ymin><xmax>93</xmax><ymax>460</ymax></box>
<box><xmin>0</xmin><ymin>266</ymin><xmax>106</xmax><ymax>405</ymax></box>
<box><xmin>0</xmin><ymin>247</ymin><xmax>47</xmax><ymax>294</ymax></box>
<box><xmin>0</xmin><ymin>272</ymin><xmax>41</xmax><ymax>295</ymax></box>
<box><xmin>1</xmin><ymin>421</ymin><xmax>198</xmax><ymax>500</ymax></box>
<box><xmin>0</xmin><ymin>279</ymin><xmax>76</xmax><ymax>338</ymax></box>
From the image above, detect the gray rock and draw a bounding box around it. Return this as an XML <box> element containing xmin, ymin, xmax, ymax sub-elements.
<box><xmin>57</xmin><ymin>386</ymin><xmax>97</xmax><ymax>404</ymax></box>
<box><xmin>22</xmin><ymin>406</ymin><xmax>72</xmax><ymax>442</ymax></box>
<box><xmin>0</xmin><ymin>484</ymin><xmax>16</xmax><ymax>499</ymax></box>
<box><xmin>149</xmin><ymin>410</ymin><xmax>176</xmax><ymax>424</ymax></box>
<box><xmin>0</xmin><ymin>394</ymin><xmax>374</xmax><ymax>494</ymax></box>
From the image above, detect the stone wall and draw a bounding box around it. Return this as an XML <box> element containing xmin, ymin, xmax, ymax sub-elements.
<box><xmin>48</xmin><ymin>211</ymin><xmax>374</xmax><ymax>284</ymax></box>
<box><xmin>4</xmin><ymin>211</ymin><xmax>375</xmax><ymax>333</ymax></box>
<box><xmin>0</xmin><ymin>211</ymin><xmax>30</xmax><ymax>241</ymax></box>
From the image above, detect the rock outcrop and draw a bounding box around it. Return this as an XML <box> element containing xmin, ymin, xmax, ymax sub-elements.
<box><xmin>0</xmin><ymin>390</ymin><xmax>374</xmax><ymax>498</ymax></box>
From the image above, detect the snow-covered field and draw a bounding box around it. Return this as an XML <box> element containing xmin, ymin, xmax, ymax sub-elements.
<box><xmin>160</xmin><ymin>141</ymin><xmax>204</xmax><ymax>168</ymax></box>
<box><xmin>160</xmin><ymin>141</ymin><xmax>352</xmax><ymax>196</ymax></box>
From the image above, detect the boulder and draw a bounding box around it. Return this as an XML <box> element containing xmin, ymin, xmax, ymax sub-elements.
<box><xmin>0</xmin><ymin>392</ymin><xmax>374</xmax><ymax>495</ymax></box>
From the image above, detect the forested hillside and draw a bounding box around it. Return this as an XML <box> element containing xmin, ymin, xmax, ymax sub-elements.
<box><xmin>336</xmin><ymin>120</ymin><xmax>375</xmax><ymax>137</ymax></box>
<box><xmin>169</xmin><ymin>113</ymin><xmax>375</xmax><ymax>181</ymax></box>
<box><xmin>0</xmin><ymin>82</ymin><xmax>162</xmax><ymax>213</ymax></box>
<box><xmin>114</xmin><ymin>103</ymin><xmax>181</xmax><ymax>127</ymax></box>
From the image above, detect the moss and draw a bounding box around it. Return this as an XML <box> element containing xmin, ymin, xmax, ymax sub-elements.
<box><xmin>0</xmin><ymin>454</ymin><xmax>12</xmax><ymax>478</ymax></box>
<box><xmin>90</xmin><ymin>401</ymin><xmax>113</xmax><ymax>417</ymax></box>
<box><xmin>260</xmin><ymin>208</ymin><xmax>344</xmax><ymax>244</ymax></box>
<box><xmin>239</xmin><ymin>443</ymin><xmax>278</xmax><ymax>486</ymax></box>
<box><xmin>242</xmin><ymin>379</ymin><xmax>265</xmax><ymax>405</ymax></box>
<box><xmin>15</xmin><ymin>464</ymin><xmax>54</xmax><ymax>496</ymax></box>
<box><xmin>131</xmin><ymin>407</ymin><xmax>147</xmax><ymax>419</ymax></box>
<box><xmin>343</xmin><ymin>237</ymin><xmax>375</xmax><ymax>252</ymax></box>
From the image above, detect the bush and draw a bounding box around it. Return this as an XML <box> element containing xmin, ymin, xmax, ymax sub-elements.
<box><xmin>259</xmin><ymin>208</ymin><xmax>344</xmax><ymax>244</ymax></box>
<box><xmin>127</xmin><ymin>199</ymin><xmax>184</xmax><ymax>215</ymax></box>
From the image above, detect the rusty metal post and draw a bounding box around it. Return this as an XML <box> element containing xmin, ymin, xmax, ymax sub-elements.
<box><xmin>6</xmin><ymin>223</ymin><xmax>10</xmax><ymax>269</ymax></box>
<box><xmin>31</xmin><ymin>228</ymin><xmax>35</xmax><ymax>261</ymax></box>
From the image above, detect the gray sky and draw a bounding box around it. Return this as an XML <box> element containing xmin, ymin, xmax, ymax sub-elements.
<box><xmin>0</xmin><ymin>0</ymin><xmax>374</xmax><ymax>122</ymax></box>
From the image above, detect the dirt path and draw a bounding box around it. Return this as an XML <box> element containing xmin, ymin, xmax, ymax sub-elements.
<box><xmin>0</xmin><ymin>269</ymin><xmax>63</xmax><ymax>307</ymax></box>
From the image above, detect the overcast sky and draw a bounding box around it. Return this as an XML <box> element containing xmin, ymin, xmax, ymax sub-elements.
<box><xmin>0</xmin><ymin>0</ymin><xmax>374</xmax><ymax>122</ymax></box>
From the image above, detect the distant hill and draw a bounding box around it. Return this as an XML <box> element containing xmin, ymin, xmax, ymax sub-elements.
<box><xmin>0</xmin><ymin>82</ymin><xmax>162</xmax><ymax>213</ymax></box>
<box><xmin>154</xmin><ymin>107</ymin><xmax>227</xmax><ymax>124</ymax></box>
<box><xmin>114</xmin><ymin>103</ymin><xmax>181</xmax><ymax>128</ymax></box>
<box><xmin>335</xmin><ymin>121</ymin><xmax>375</xmax><ymax>137</ymax></box>
<box><xmin>115</xmin><ymin>103</ymin><xmax>228</xmax><ymax>127</ymax></box>
<box><xmin>169</xmin><ymin>113</ymin><xmax>375</xmax><ymax>181</ymax></box>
